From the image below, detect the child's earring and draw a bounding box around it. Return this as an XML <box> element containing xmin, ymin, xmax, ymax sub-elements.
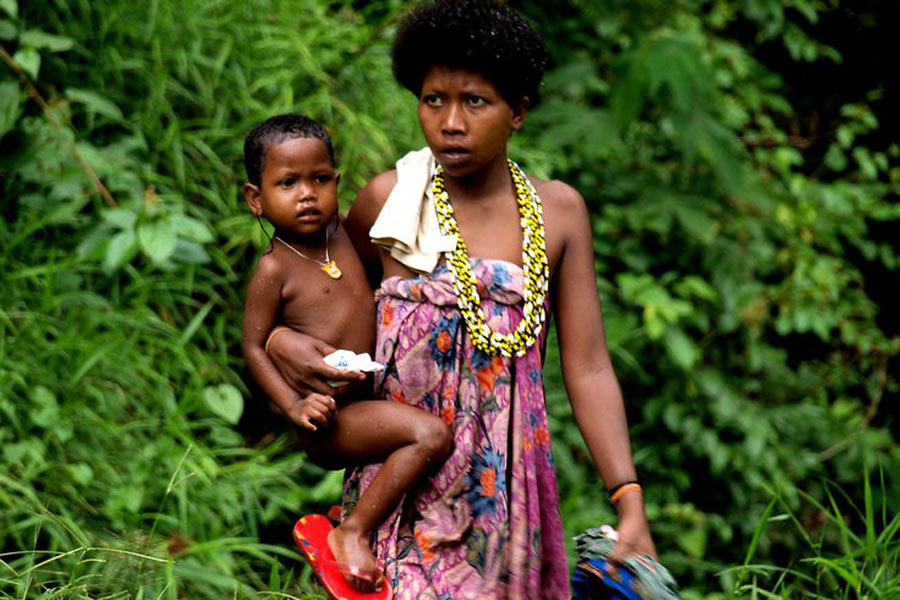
<box><xmin>256</xmin><ymin>215</ymin><xmax>274</xmax><ymax>248</ymax></box>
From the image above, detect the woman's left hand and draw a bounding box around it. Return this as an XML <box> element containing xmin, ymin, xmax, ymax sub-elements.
<box><xmin>606</xmin><ymin>506</ymin><xmax>657</xmax><ymax>576</ymax></box>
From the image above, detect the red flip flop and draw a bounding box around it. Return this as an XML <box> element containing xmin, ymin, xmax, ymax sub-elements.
<box><xmin>293</xmin><ymin>514</ymin><xmax>393</xmax><ymax>600</ymax></box>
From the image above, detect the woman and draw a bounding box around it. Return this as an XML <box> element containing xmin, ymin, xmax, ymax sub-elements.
<box><xmin>266</xmin><ymin>1</ymin><xmax>656</xmax><ymax>597</ymax></box>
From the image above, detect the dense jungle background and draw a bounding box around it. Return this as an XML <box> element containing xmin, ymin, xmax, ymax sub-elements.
<box><xmin>1</xmin><ymin>0</ymin><xmax>898</xmax><ymax>597</ymax></box>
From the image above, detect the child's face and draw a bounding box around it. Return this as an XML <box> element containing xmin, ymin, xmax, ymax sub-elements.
<box><xmin>417</xmin><ymin>65</ymin><xmax>527</xmax><ymax>178</ymax></box>
<box><xmin>244</xmin><ymin>136</ymin><xmax>339</xmax><ymax>237</ymax></box>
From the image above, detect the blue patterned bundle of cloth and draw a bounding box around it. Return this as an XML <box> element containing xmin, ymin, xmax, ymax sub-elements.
<box><xmin>571</xmin><ymin>527</ymin><xmax>682</xmax><ymax>600</ymax></box>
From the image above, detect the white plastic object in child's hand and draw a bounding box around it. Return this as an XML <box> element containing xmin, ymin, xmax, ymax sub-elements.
<box><xmin>323</xmin><ymin>350</ymin><xmax>385</xmax><ymax>373</ymax></box>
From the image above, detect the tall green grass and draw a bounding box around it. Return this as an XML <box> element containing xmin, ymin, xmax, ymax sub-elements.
<box><xmin>1</xmin><ymin>0</ymin><xmax>416</xmax><ymax>596</ymax></box>
<box><xmin>729</xmin><ymin>470</ymin><xmax>900</xmax><ymax>599</ymax></box>
<box><xmin>0</xmin><ymin>246</ymin><xmax>334</xmax><ymax>596</ymax></box>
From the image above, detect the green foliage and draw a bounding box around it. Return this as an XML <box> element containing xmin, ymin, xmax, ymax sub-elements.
<box><xmin>522</xmin><ymin>0</ymin><xmax>900</xmax><ymax>593</ymax></box>
<box><xmin>1</xmin><ymin>0</ymin><xmax>897</xmax><ymax>597</ymax></box>
<box><xmin>0</xmin><ymin>0</ymin><xmax>412</xmax><ymax>596</ymax></box>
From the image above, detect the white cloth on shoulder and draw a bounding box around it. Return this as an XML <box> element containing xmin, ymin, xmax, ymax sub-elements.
<box><xmin>368</xmin><ymin>147</ymin><xmax>456</xmax><ymax>274</ymax></box>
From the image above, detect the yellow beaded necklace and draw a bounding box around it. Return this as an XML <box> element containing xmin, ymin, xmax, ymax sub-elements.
<box><xmin>432</xmin><ymin>160</ymin><xmax>549</xmax><ymax>358</ymax></box>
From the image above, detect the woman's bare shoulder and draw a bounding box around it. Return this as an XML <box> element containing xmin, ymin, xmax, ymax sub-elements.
<box><xmin>533</xmin><ymin>177</ymin><xmax>590</xmax><ymax>235</ymax></box>
<box><xmin>347</xmin><ymin>169</ymin><xmax>397</xmax><ymax>229</ymax></box>
<box><xmin>355</xmin><ymin>169</ymin><xmax>398</xmax><ymax>210</ymax></box>
<box><xmin>533</xmin><ymin>177</ymin><xmax>586</xmax><ymax>211</ymax></box>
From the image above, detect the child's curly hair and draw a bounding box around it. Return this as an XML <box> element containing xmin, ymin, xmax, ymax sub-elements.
<box><xmin>243</xmin><ymin>114</ymin><xmax>334</xmax><ymax>186</ymax></box>
<box><xmin>391</xmin><ymin>0</ymin><xmax>549</xmax><ymax>108</ymax></box>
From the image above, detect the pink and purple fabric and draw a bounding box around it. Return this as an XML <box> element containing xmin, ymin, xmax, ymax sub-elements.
<box><xmin>342</xmin><ymin>259</ymin><xmax>571</xmax><ymax>600</ymax></box>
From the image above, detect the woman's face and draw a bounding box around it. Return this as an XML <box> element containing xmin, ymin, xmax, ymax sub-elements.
<box><xmin>418</xmin><ymin>66</ymin><xmax>526</xmax><ymax>179</ymax></box>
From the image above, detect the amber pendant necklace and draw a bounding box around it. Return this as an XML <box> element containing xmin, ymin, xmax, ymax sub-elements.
<box><xmin>274</xmin><ymin>229</ymin><xmax>342</xmax><ymax>279</ymax></box>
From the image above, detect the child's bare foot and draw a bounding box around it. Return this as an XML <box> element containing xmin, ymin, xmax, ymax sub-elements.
<box><xmin>328</xmin><ymin>524</ymin><xmax>381</xmax><ymax>592</ymax></box>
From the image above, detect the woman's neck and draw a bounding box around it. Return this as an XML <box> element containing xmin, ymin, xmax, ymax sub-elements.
<box><xmin>442</xmin><ymin>154</ymin><xmax>512</xmax><ymax>203</ymax></box>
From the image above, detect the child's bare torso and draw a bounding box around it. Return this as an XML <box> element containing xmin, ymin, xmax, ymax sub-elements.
<box><xmin>272</xmin><ymin>223</ymin><xmax>375</xmax><ymax>356</ymax></box>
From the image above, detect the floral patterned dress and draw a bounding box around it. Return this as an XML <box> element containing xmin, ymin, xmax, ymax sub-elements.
<box><xmin>341</xmin><ymin>259</ymin><xmax>570</xmax><ymax>599</ymax></box>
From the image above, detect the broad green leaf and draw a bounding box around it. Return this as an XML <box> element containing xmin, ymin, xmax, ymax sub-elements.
<box><xmin>108</xmin><ymin>486</ymin><xmax>143</xmax><ymax>513</ymax></box>
<box><xmin>674</xmin><ymin>202</ymin><xmax>718</xmax><ymax>243</ymax></box>
<box><xmin>664</xmin><ymin>326</ymin><xmax>699</xmax><ymax>369</ymax></box>
<box><xmin>171</xmin><ymin>239</ymin><xmax>210</xmax><ymax>264</ymax></box>
<box><xmin>676</xmin><ymin>527</ymin><xmax>707</xmax><ymax>558</ymax></box>
<box><xmin>31</xmin><ymin>385</ymin><xmax>57</xmax><ymax>408</ymax></box>
<box><xmin>66</xmin><ymin>88</ymin><xmax>124</xmax><ymax>121</ymax></box>
<box><xmin>19</xmin><ymin>29</ymin><xmax>74</xmax><ymax>52</ymax></box>
<box><xmin>66</xmin><ymin>463</ymin><xmax>94</xmax><ymax>485</ymax></box>
<box><xmin>137</xmin><ymin>218</ymin><xmax>178</xmax><ymax>264</ymax></box>
<box><xmin>159</xmin><ymin>385</ymin><xmax>177</xmax><ymax>416</ymax></box>
<box><xmin>77</xmin><ymin>225</ymin><xmax>113</xmax><ymax>260</ymax></box>
<box><xmin>203</xmin><ymin>384</ymin><xmax>244</xmax><ymax>425</ymax></box>
<box><xmin>616</xmin><ymin>273</ymin><xmax>655</xmax><ymax>300</ymax></box>
<box><xmin>824</xmin><ymin>145</ymin><xmax>847</xmax><ymax>171</ymax></box>
<box><xmin>643</xmin><ymin>305</ymin><xmax>666</xmax><ymax>339</ymax></box>
<box><xmin>52</xmin><ymin>420</ymin><xmax>74</xmax><ymax>442</ymax></box>
<box><xmin>104</xmin><ymin>228</ymin><xmax>137</xmax><ymax>270</ymax></box>
<box><xmin>0</xmin><ymin>18</ymin><xmax>15</xmax><ymax>40</ymax></box>
<box><xmin>101</xmin><ymin>207</ymin><xmax>137</xmax><ymax>230</ymax></box>
<box><xmin>49</xmin><ymin>176</ymin><xmax>85</xmax><ymax>200</ymax></box>
<box><xmin>172</xmin><ymin>214</ymin><xmax>214</xmax><ymax>242</ymax></box>
<box><xmin>0</xmin><ymin>0</ymin><xmax>15</xmax><ymax>18</ymax></box>
<box><xmin>674</xmin><ymin>276</ymin><xmax>719</xmax><ymax>302</ymax></box>
<box><xmin>3</xmin><ymin>441</ymin><xmax>31</xmax><ymax>464</ymax></box>
<box><xmin>12</xmin><ymin>48</ymin><xmax>39</xmax><ymax>80</ymax></box>
<box><xmin>29</xmin><ymin>386</ymin><xmax>59</xmax><ymax>428</ymax></box>
<box><xmin>0</xmin><ymin>80</ymin><xmax>21</xmax><ymax>137</ymax></box>
<box><xmin>45</xmin><ymin>193</ymin><xmax>90</xmax><ymax>226</ymax></box>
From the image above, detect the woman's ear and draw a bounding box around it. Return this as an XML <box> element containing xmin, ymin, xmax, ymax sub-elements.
<box><xmin>243</xmin><ymin>183</ymin><xmax>263</xmax><ymax>216</ymax></box>
<box><xmin>511</xmin><ymin>96</ymin><xmax>531</xmax><ymax>131</ymax></box>
<box><xmin>335</xmin><ymin>172</ymin><xmax>341</xmax><ymax>186</ymax></box>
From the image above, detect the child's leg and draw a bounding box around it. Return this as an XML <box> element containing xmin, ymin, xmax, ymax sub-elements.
<box><xmin>302</xmin><ymin>399</ymin><xmax>453</xmax><ymax>589</ymax></box>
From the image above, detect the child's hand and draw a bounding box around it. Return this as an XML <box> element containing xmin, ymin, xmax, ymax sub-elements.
<box><xmin>288</xmin><ymin>393</ymin><xmax>337</xmax><ymax>431</ymax></box>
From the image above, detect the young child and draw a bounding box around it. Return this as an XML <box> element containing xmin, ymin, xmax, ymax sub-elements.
<box><xmin>240</xmin><ymin>114</ymin><xmax>453</xmax><ymax>593</ymax></box>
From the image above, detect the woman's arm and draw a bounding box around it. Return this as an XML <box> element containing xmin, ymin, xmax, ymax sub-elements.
<box><xmin>242</xmin><ymin>256</ymin><xmax>336</xmax><ymax>429</ymax></box>
<box><xmin>549</xmin><ymin>184</ymin><xmax>657</xmax><ymax>563</ymax></box>
<box><xmin>344</xmin><ymin>170</ymin><xmax>396</xmax><ymax>288</ymax></box>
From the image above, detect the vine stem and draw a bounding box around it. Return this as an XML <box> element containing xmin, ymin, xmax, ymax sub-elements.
<box><xmin>0</xmin><ymin>44</ymin><xmax>116</xmax><ymax>207</ymax></box>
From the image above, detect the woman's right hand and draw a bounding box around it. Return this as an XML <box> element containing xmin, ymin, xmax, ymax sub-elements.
<box><xmin>266</xmin><ymin>328</ymin><xmax>365</xmax><ymax>397</ymax></box>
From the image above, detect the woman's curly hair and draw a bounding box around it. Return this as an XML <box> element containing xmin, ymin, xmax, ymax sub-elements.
<box><xmin>391</xmin><ymin>0</ymin><xmax>550</xmax><ymax>108</ymax></box>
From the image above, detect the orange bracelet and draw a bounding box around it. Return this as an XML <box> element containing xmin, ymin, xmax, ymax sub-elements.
<box><xmin>264</xmin><ymin>326</ymin><xmax>290</xmax><ymax>354</ymax></box>
<box><xmin>609</xmin><ymin>482</ymin><xmax>642</xmax><ymax>504</ymax></box>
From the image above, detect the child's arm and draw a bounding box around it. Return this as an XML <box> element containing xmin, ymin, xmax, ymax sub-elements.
<box><xmin>548</xmin><ymin>183</ymin><xmax>656</xmax><ymax>564</ymax></box>
<box><xmin>242</xmin><ymin>255</ymin><xmax>336</xmax><ymax>431</ymax></box>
